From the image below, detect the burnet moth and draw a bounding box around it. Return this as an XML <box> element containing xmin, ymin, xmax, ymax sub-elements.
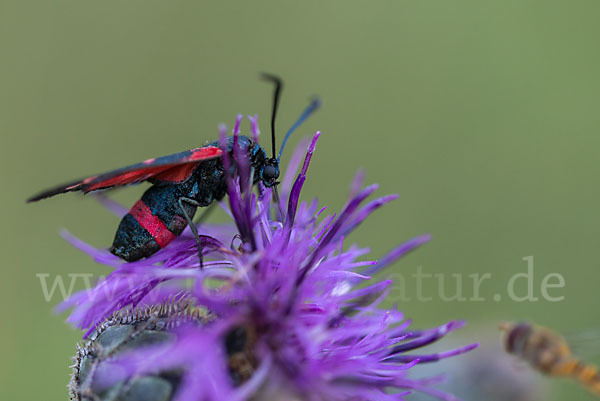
<box><xmin>27</xmin><ymin>74</ymin><xmax>320</xmax><ymax>264</ymax></box>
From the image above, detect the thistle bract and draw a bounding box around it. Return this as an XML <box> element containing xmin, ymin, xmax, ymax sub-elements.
<box><xmin>62</xmin><ymin>116</ymin><xmax>477</xmax><ymax>401</ymax></box>
<box><xmin>69</xmin><ymin>300</ymin><xmax>208</xmax><ymax>401</ymax></box>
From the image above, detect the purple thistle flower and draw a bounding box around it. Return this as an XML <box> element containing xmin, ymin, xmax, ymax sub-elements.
<box><xmin>60</xmin><ymin>116</ymin><xmax>477</xmax><ymax>401</ymax></box>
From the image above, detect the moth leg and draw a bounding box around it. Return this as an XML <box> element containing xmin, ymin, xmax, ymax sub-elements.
<box><xmin>178</xmin><ymin>197</ymin><xmax>205</xmax><ymax>268</ymax></box>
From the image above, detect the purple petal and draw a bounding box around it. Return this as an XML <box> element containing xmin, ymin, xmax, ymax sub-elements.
<box><xmin>247</xmin><ymin>114</ymin><xmax>260</xmax><ymax>143</ymax></box>
<box><xmin>363</xmin><ymin>234</ymin><xmax>432</xmax><ymax>276</ymax></box>
<box><xmin>233</xmin><ymin>113</ymin><xmax>243</xmax><ymax>135</ymax></box>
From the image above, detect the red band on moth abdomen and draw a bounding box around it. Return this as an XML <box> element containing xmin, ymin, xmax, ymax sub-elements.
<box><xmin>129</xmin><ymin>200</ymin><xmax>176</xmax><ymax>248</ymax></box>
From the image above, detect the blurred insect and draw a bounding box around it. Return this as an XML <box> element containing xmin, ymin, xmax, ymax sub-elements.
<box><xmin>224</xmin><ymin>324</ymin><xmax>258</xmax><ymax>386</ymax></box>
<box><xmin>500</xmin><ymin>321</ymin><xmax>600</xmax><ymax>397</ymax></box>
<box><xmin>27</xmin><ymin>74</ymin><xmax>320</xmax><ymax>263</ymax></box>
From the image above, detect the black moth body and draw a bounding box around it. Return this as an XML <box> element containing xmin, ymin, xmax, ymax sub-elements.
<box><xmin>110</xmin><ymin>136</ymin><xmax>272</xmax><ymax>261</ymax></box>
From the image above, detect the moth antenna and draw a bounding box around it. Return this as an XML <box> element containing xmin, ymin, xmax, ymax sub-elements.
<box><xmin>261</xmin><ymin>73</ymin><xmax>283</xmax><ymax>159</ymax></box>
<box><xmin>277</xmin><ymin>97</ymin><xmax>321</xmax><ymax>161</ymax></box>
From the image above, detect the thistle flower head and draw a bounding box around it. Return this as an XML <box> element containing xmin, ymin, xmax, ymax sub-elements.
<box><xmin>61</xmin><ymin>116</ymin><xmax>477</xmax><ymax>401</ymax></box>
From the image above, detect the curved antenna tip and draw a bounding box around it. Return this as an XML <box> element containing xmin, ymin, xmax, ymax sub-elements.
<box><xmin>260</xmin><ymin>72</ymin><xmax>283</xmax><ymax>84</ymax></box>
<box><xmin>277</xmin><ymin>96</ymin><xmax>321</xmax><ymax>161</ymax></box>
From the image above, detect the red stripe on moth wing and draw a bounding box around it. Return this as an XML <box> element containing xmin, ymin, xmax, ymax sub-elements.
<box><xmin>85</xmin><ymin>167</ymin><xmax>171</xmax><ymax>191</ymax></box>
<box><xmin>150</xmin><ymin>147</ymin><xmax>223</xmax><ymax>182</ymax></box>
<box><xmin>65</xmin><ymin>183</ymin><xmax>83</xmax><ymax>191</ymax></box>
<box><xmin>84</xmin><ymin>147</ymin><xmax>222</xmax><ymax>191</ymax></box>
<box><xmin>129</xmin><ymin>200</ymin><xmax>177</xmax><ymax>248</ymax></box>
<box><xmin>153</xmin><ymin>163</ymin><xmax>198</xmax><ymax>183</ymax></box>
<box><xmin>189</xmin><ymin>147</ymin><xmax>223</xmax><ymax>160</ymax></box>
<box><xmin>82</xmin><ymin>175</ymin><xmax>99</xmax><ymax>184</ymax></box>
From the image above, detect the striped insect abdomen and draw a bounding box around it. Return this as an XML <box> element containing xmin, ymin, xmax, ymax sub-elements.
<box><xmin>110</xmin><ymin>185</ymin><xmax>194</xmax><ymax>261</ymax></box>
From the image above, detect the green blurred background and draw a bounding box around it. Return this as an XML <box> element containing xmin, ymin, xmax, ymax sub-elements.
<box><xmin>2</xmin><ymin>1</ymin><xmax>600</xmax><ymax>400</ymax></box>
